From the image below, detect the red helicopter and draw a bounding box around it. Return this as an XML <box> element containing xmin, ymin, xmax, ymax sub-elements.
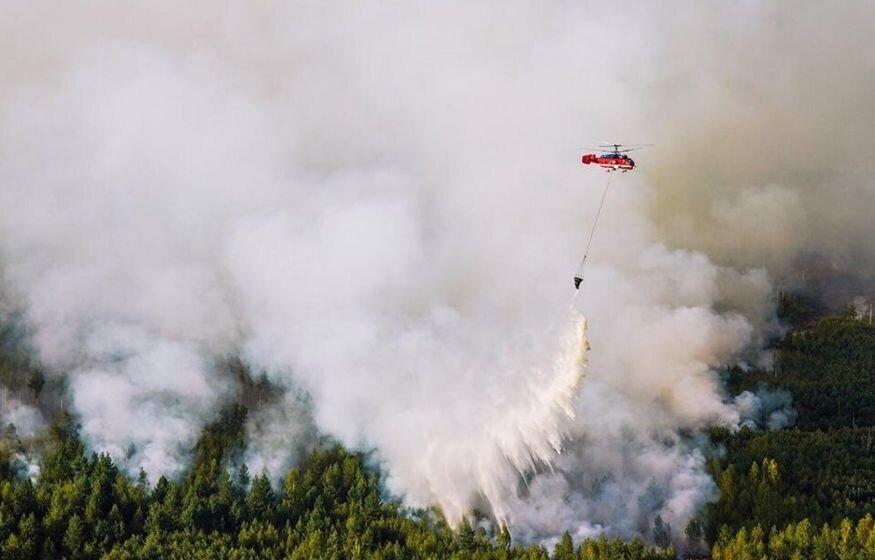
<box><xmin>581</xmin><ymin>143</ymin><xmax>650</xmax><ymax>172</ymax></box>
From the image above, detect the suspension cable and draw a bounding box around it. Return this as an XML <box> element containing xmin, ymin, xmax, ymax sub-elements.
<box><xmin>574</xmin><ymin>172</ymin><xmax>614</xmax><ymax>289</ymax></box>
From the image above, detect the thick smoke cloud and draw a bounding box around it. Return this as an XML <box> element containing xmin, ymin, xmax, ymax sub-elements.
<box><xmin>1</xmin><ymin>2</ymin><xmax>603</xmax><ymax>525</ymax></box>
<box><xmin>642</xmin><ymin>3</ymin><xmax>875</xmax><ymax>278</ymax></box>
<box><xmin>0</xmin><ymin>0</ymin><xmax>863</xmax><ymax>543</ymax></box>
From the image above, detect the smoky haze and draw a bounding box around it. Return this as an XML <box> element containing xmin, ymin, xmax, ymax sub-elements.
<box><xmin>0</xmin><ymin>1</ymin><xmax>865</xmax><ymax>544</ymax></box>
<box><xmin>642</xmin><ymin>3</ymin><xmax>875</xmax><ymax>278</ymax></box>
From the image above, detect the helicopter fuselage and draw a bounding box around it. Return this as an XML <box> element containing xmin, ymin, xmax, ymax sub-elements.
<box><xmin>581</xmin><ymin>153</ymin><xmax>635</xmax><ymax>172</ymax></box>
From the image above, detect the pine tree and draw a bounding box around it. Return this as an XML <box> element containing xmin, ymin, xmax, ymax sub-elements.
<box><xmin>63</xmin><ymin>514</ymin><xmax>85</xmax><ymax>559</ymax></box>
<box><xmin>17</xmin><ymin>512</ymin><xmax>38</xmax><ymax>558</ymax></box>
<box><xmin>685</xmin><ymin>517</ymin><xmax>704</xmax><ymax>552</ymax></box>
<box><xmin>653</xmin><ymin>514</ymin><xmax>672</xmax><ymax>548</ymax></box>
<box><xmin>248</xmin><ymin>473</ymin><xmax>275</xmax><ymax>521</ymax></box>
<box><xmin>552</xmin><ymin>531</ymin><xmax>575</xmax><ymax>560</ymax></box>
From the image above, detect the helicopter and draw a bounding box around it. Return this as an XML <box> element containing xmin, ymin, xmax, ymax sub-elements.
<box><xmin>572</xmin><ymin>142</ymin><xmax>651</xmax><ymax>291</ymax></box>
<box><xmin>581</xmin><ymin>143</ymin><xmax>650</xmax><ymax>172</ymax></box>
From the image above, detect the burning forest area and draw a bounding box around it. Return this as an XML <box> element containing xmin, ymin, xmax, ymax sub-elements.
<box><xmin>2</xmin><ymin>3</ymin><xmax>875</xmax><ymax>559</ymax></box>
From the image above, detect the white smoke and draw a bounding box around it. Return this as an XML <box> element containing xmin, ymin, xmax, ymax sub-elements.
<box><xmin>0</xmin><ymin>388</ymin><xmax>44</xmax><ymax>482</ymax></box>
<box><xmin>1</xmin><ymin>388</ymin><xmax>45</xmax><ymax>441</ymax></box>
<box><xmin>733</xmin><ymin>388</ymin><xmax>796</xmax><ymax>431</ymax></box>
<box><xmin>241</xmin><ymin>387</ymin><xmax>316</xmax><ymax>478</ymax></box>
<box><xmin>3</xmin><ymin>0</ymin><xmax>860</xmax><ymax>543</ymax></box>
<box><xmin>0</xmin><ymin>7</ymin><xmax>599</xmax><ymax>523</ymax></box>
<box><xmin>499</xmin><ymin>229</ymin><xmax>779</xmax><ymax>540</ymax></box>
<box><xmin>68</xmin><ymin>323</ymin><xmax>226</xmax><ymax>479</ymax></box>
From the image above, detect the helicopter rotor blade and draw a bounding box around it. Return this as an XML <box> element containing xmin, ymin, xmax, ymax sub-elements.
<box><xmin>588</xmin><ymin>147</ymin><xmax>644</xmax><ymax>153</ymax></box>
<box><xmin>598</xmin><ymin>143</ymin><xmax>653</xmax><ymax>148</ymax></box>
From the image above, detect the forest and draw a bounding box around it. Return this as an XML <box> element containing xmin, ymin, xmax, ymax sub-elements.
<box><xmin>0</xmin><ymin>409</ymin><xmax>676</xmax><ymax>559</ymax></box>
<box><xmin>2</xmin><ymin>296</ymin><xmax>875</xmax><ymax>559</ymax></box>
